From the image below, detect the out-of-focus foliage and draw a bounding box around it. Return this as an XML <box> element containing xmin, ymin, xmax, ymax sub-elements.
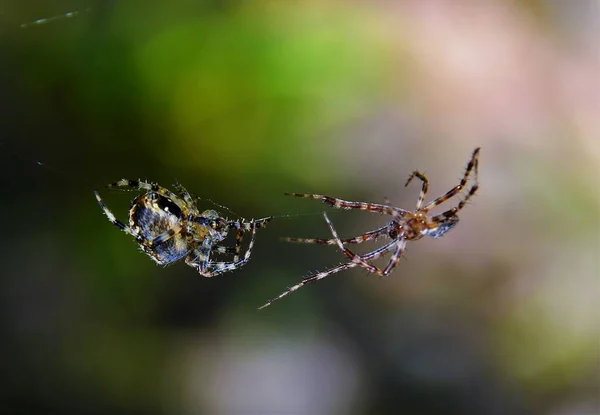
<box><xmin>0</xmin><ymin>0</ymin><xmax>597</xmax><ymax>414</ymax></box>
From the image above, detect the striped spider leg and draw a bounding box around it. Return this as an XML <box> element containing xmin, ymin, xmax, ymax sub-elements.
<box><xmin>171</xmin><ymin>182</ymin><xmax>270</xmax><ymax>263</ymax></box>
<box><xmin>258</xmin><ymin>238</ymin><xmax>400</xmax><ymax>310</ymax></box>
<box><xmin>259</xmin><ymin>147</ymin><xmax>480</xmax><ymax>308</ymax></box>
<box><xmin>95</xmin><ymin>179</ymin><xmax>271</xmax><ymax>277</ymax></box>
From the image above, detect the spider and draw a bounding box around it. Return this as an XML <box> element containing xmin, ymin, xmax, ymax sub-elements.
<box><xmin>258</xmin><ymin>147</ymin><xmax>480</xmax><ymax>309</ymax></box>
<box><xmin>94</xmin><ymin>179</ymin><xmax>271</xmax><ymax>277</ymax></box>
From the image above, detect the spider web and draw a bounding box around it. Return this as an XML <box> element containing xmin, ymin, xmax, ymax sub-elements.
<box><xmin>0</xmin><ymin>1</ymin><xmax>99</xmax><ymax>169</ymax></box>
<box><xmin>1</xmin><ymin>1</ymin><xmax>96</xmax><ymax>30</ymax></box>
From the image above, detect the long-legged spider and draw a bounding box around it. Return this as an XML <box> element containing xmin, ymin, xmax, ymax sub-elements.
<box><xmin>258</xmin><ymin>147</ymin><xmax>480</xmax><ymax>309</ymax></box>
<box><xmin>94</xmin><ymin>179</ymin><xmax>271</xmax><ymax>277</ymax></box>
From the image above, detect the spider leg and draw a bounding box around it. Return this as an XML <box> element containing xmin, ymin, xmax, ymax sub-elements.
<box><xmin>191</xmin><ymin>220</ymin><xmax>259</xmax><ymax>278</ymax></box>
<box><xmin>237</xmin><ymin>217</ymin><xmax>272</xmax><ymax>231</ymax></box>
<box><xmin>422</xmin><ymin>147</ymin><xmax>480</xmax><ymax>212</ymax></box>
<box><xmin>429</xmin><ymin>176</ymin><xmax>479</xmax><ymax>223</ymax></box>
<box><xmin>379</xmin><ymin>238</ymin><xmax>407</xmax><ymax>276</ymax></box>
<box><xmin>206</xmin><ymin>221</ymin><xmax>258</xmax><ymax>277</ymax></box>
<box><xmin>106</xmin><ymin>179</ymin><xmax>188</xmax><ymax>207</ymax></box>
<box><xmin>226</xmin><ymin>217</ymin><xmax>270</xmax><ymax>262</ymax></box>
<box><xmin>405</xmin><ymin>170</ymin><xmax>429</xmax><ymax>210</ymax></box>
<box><xmin>234</xmin><ymin>226</ymin><xmax>244</xmax><ymax>262</ymax></box>
<box><xmin>185</xmin><ymin>239</ymin><xmax>213</xmax><ymax>275</ymax></box>
<box><xmin>172</xmin><ymin>182</ymin><xmax>197</xmax><ymax>210</ymax></box>
<box><xmin>227</xmin><ymin>220</ymin><xmax>245</xmax><ymax>262</ymax></box>
<box><xmin>285</xmin><ymin>192</ymin><xmax>408</xmax><ymax>216</ymax></box>
<box><xmin>94</xmin><ymin>191</ymin><xmax>140</xmax><ymax>240</ymax></box>
<box><xmin>283</xmin><ymin>224</ymin><xmax>388</xmax><ymax>245</ymax></box>
<box><xmin>257</xmin><ymin>263</ymin><xmax>359</xmax><ymax>310</ymax></box>
<box><xmin>258</xmin><ymin>238</ymin><xmax>399</xmax><ymax>309</ymax></box>
<box><xmin>324</xmin><ymin>212</ymin><xmax>407</xmax><ymax>277</ymax></box>
<box><xmin>213</xmin><ymin>246</ymin><xmax>237</xmax><ymax>255</ymax></box>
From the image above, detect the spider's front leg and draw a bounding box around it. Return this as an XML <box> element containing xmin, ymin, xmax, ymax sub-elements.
<box><xmin>283</xmin><ymin>225</ymin><xmax>389</xmax><ymax>246</ymax></box>
<box><xmin>238</xmin><ymin>217</ymin><xmax>272</xmax><ymax>231</ymax></box>
<box><xmin>285</xmin><ymin>193</ymin><xmax>406</xmax><ymax>216</ymax></box>
<box><xmin>405</xmin><ymin>170</ymin><xmax>429</xmax><ymax>210</ymax></box>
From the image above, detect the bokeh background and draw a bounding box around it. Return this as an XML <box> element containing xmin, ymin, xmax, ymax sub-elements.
<box><xmin>0</xmin><ymin>0</ymin><xmax>598</xmax><ymax>414</ymax></box>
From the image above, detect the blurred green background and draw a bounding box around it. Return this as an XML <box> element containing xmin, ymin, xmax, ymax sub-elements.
<box><xmin>0</xmin><ymin>0</ymin><xmax>598</xmax><ymax>414</ymax></box>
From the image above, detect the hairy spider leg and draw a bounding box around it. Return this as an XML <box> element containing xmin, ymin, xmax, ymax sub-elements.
<box><xmin>213</xmin><ymin>246</ymin><xmax>238</xmax><ymax>255</ymax></box>
<box><xmin>94</xmin><ymin>191</ymin><xmax>140</xmax><ymax>240</ymax></box>
<box><xmin>173</xmin><ymin>183</ymin><xmax>235</xmax><ymax>219</ymax></box>
<box><xmin>429</xmin><ymin>182</ymin><xmax>479</xmax><ymax>223</ymax></box>
<box><xmin>258</xmin><ymin>238</ymin><xmax>400</xmax><ymax>310</ymax></box>
<box><xmin>405</xmin><ymin>171</ymin><xmax>429</xmax><ymax>210</ymax></box>
<box><xmin>284</xmin><ymin>193</ymin><xmax>409</xmax><ymax>216</ymax></box>
<box><xmin>324</xmin><ymin>212</ymin><xmax>407</xmax><ymax>278</ymax></box>
<box><xmin>238</xmin><ymin>217</ymin><xmax>272</xmax><ymax>231</ymax></box>
<box><xmin>172</xmin><ymin>182</ymin><xmax>198</xmax><ymax>213</ymax></box>
<box><xmin>284</xmin><ymin>224</ymin><xmax>389</xmax><ymax>245</ymax></box>
<box><xmin>229</xmin><ymin>217</ymin><xmax>271</xmax><ymax>261</ymax></box>
<box><xmin>188</xmin><ymin>220</ymin><xmax>259</xmax><ymax>278</ymax></box>
<box><xmin>186</xmin><ymin>239</ymin><xmax>213</xmax><ymax>275</ymax></box>
<box><xmin>233</xmin><ymin>225</ymin><xmax>244</xmax><ymax>262</ymax></box>
<box><xmin>226</xmin><ymin>220</ymin><xmax>248</xmax><ymax>262</ymax></box>
<box><xmin>106</xmin><ymin>179</ymin><xmax>189</xmax><ymax>210</ymax></box>
<box><xmin>423</xmin><ymin>147</ymin><xmax>480</xmax><ymax>212</ymax></box>
<box><xmin>212</xmin><ymin>218</ymin><xmax>271</xmax><ymax>258</ymax></box>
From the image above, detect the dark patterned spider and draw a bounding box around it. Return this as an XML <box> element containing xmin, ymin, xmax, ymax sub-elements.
<box><xmin>94</xmin><ymin>179</ymin><xmax>271</xmax><ymax>277</ymax></box>
<box><xmin>258</xmin><ymin>147</ymin><xmax>480</xmax><ymax>309</ymax></box>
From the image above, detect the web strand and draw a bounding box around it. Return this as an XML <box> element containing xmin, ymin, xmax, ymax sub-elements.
<box><xmin>19</xmin><ymin>8</ymin><xmax>91</xmax><ymax>29</ymax></box>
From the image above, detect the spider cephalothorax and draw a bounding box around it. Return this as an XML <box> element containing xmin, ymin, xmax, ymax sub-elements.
<box><xmin>95</xmin><ymin>179</ymin><xmax>271</xmax><ymax>277</ymax></box>
<box><xmin>259</xmin><ymin>148</ymin><xmax>480</xmax><ymax>309</ymax></box>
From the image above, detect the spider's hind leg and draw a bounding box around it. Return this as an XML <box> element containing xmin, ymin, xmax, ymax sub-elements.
<box><xmin>423</xmin><ymin>147</ymin><xmax>480</xmax><ymax>212</ymax></box>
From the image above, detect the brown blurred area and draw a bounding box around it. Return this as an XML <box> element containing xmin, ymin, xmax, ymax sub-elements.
<box><xmin>0</xmin><ymin>0</ymin><xmax>598</xmax><ymax>414</ymax></box>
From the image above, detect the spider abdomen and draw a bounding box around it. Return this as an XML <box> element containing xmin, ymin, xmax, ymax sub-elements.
<box><xmin>426</xmin><ymin>216</ymin><xmax>459</xmax><ymax>238</ymax></box>
<box><xmin>129</xmin><ymin>193</ymin><xmax>190</xmax><ymax>264</ymax></box>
